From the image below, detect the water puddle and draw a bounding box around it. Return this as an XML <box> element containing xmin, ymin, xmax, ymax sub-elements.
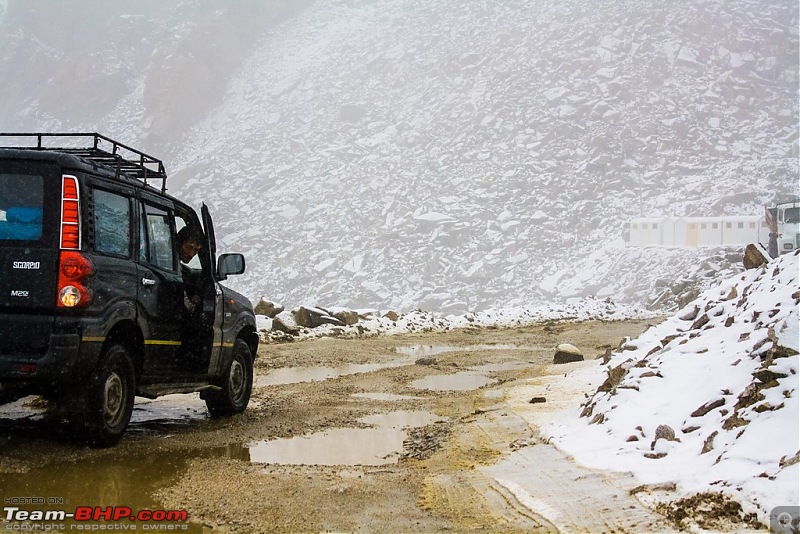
<box><xmin>0</xmin><ymin>394</ymin><xmax>210</xmax><ymax>432</ymax></box>
<box><xmin>468</xmin><ymin>361</ymin><xmax>533</xmax><ymax>373</ymax></box>
<box><xmin>397</xmin><ymin>344</ymin><xmax>519</xmax><ymax>357</ymax></box>
<box><xmin>351</xmin><ymin>392</ymin><xmax>422</xmax><ymax>401</ymax></box>
<box><xmin>130</xmin><ymin>393</ymin><xmax>209</xmax><ymax>427</ymax></box>
<box><xmin>248</xmin><ymin>410</ymin><xmax>439</xmax><ymax>466</ymax></box>
<box><xmin>256</xmin><ymin>358</ymin><xmax>415</xmax><ymax>387</ymax></box>
<box><xmin>0</xmin><ymin>443</ymin><xmax>244</xmax><ymax>533</ymax></box>
<box><xmin>411</xmin><ymin>372</ymin><xmax>497</xmax><ymax>391</ymax></box>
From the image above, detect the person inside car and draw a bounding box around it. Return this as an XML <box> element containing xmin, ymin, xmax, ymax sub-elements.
<box><xmin>176</xmin><ymin>225</ymin><xmax>203</xmax><ymax>315</ymax></box>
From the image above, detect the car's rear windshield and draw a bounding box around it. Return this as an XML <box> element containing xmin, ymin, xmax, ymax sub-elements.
<box><xmin>0</xmin><ymin>172</ymin><xmax>45</xmax><ymax>241</ymax></box>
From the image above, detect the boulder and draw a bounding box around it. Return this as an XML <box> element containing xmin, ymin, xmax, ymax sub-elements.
<box><xmin>294</xmin><ymin>306</ymin><xmax>345</xmax><ymax>328</ymax></box>
<box><xmin>272</xmin><ymin>311</ymin><xmax>300</xmax><ymax>335</ymax></box>
<box><xmin>743</xmin><ymin>243</ymin><xmax>769</xmax><ymax>269</ymax></box>
<box><xmin>383</xmin><ymin>310</ymin><xmax>399</xmax><ymax>321</ymax></box>
<box><xmin>553</xmin><ymin>343</ymin><xmax>584</xmax><ymax>364</ymax></box>
<box><xmin>331</xmin><ymin>308</ymin><xmax>359</xmax><ymax>326</ymax></box>
<box><xmin>254</xmin><ymin>299</ymin><xmax>283</xmax><ymax>318</ymax></box>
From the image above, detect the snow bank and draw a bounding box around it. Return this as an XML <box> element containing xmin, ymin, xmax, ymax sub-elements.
<box><xmin>543</xmin><ymin>250</ymin><xmax>799</xmax><ymax>523</ymax></box>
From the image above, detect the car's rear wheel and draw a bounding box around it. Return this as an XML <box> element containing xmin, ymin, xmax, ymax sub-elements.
<box><xmin>204</xmin><ymin>339</ymin><xmax>253</xmax><ymax>416</ymax></box>
<box><xmin>83</xmin><ymin>344</ymin><xmax>136</xmax><ymax>447</ymax></box>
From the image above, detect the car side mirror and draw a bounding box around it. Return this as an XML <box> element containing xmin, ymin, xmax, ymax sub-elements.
<box><xmin>217</xmin><ymin>253</ymin><xmax>245</xmax><ymax>281</ymax></box>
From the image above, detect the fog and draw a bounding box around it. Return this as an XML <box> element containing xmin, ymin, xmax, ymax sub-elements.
<box><xmin>1</xmin><ymin>0</ymin><xmax>797</xmax><ymax>312</ymax></box>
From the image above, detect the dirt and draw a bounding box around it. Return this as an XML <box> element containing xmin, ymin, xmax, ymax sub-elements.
<box><xmin>0</xmin><ymin>318</ymin><xmax>756</xmax><ymax>533</ymax></box>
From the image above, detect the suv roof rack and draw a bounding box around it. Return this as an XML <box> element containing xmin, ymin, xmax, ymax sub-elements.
<box><xmin>0</xmin><ymin>132</ymin><xmax>168</xmax><ymax>193</ymax></box>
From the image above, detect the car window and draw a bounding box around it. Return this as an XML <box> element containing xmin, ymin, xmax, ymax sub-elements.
<box><xmin>175</xmin><ymin>214</ymin><xmax>202</xmax><ymax>270</ymax></box>
<box><xmin>140</xmin><ymin>203</ymin><xmax>175</xmax><ymax>271</ymax></box>
<box><xmin>93</xmin><ymin>189</ymin><xmax>131</xmax><ymax>257</ymax></box>
<box><xmin>0</xmin><ymin>173</ymin><xmax>43</xmax><ymax>241</ymax></box>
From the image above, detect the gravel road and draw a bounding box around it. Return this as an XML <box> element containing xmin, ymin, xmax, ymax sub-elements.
<box><xmin>1</xmin><ymin>318</ymin><xmax>696</xmax><ymax>533</ymax></box>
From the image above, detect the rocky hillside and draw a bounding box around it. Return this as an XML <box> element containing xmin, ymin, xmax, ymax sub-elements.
<box><xmin>0</xmin><ymin>0</ymin><xmax>797</xmax><ymax>312</ymax></box>
<box><xmin>549</xmin><ymin>249</ymin><xmax>799</xmax><ymax>525</ymax></box>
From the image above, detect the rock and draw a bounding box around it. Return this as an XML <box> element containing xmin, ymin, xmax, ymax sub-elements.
<box><xmin>752</xmin><ymin>369</ymin><xmax>788</xmax><ymax>384</ymax></box>
<box><xmin>690</xmin><ymin>398</ymin><xmax>726</xmax><ymax>418</ymax></box>
<box><xmin>383</xmin><ymin>310</ymin><xmax>399</xmax><ymax>321</ymax></box>
<box><xmin>528</xmin><ymin>397</ymin><xmax>547</xmax><ymax>404</ymax></box>
<box><xmin>723</xmin><ymin>286</ymin><xmax>738</xmax><ymax>301</ymax></box>
<box><xmin>767</xmin><ymin>343</ymin><xmax>800</xmax><ymax>360</ymax></box>
<box><xmin>553</xmin><ymin>343</ymin><xmax>584</xmax><ymax>364</ymax></box>
<box><xmin>752</xmin><ymin>401</ymin><xmax>783</xmax><ymax>413</ymax></box>
<box><xmin>293</xmin><ymin>306</ymin><xmax>345</xmax><ymax>328</ymax></box>
<box><xmin>639</xmin><ymin>371</ymin><xmax>662</xmax><ymax>378</ymax></box>
<box><xmin>254</xmin><ymin>299</ymin><xmax>283</xmax><ymax>318</ymax></box>
<box><xmin>650</xmin><ymin>424</ymin><xmax>679</xmax><ymax>450</ymax></box>
<box><xmin>701</xmin><ymin>430</ymin><xmax>719</xmax><ymax>454</ymax></box>
<box><xmin>331</xmin><ymin>308</ymin><xmax>359</xmax><ymax>326</ymax></box>
<box><xmin>660</xmin><ymin>334</ymin><xmax>680</xmax><ymax>346</ymax></box>
<box><xmin>268</xmin><ymin>330</ymin><xmax>295</xmax><ymax>343</ymax></box>
<box><xmin>742</xmin><ymin>243</ymin><xmax>769</xmax><ymax>269</ymax></box>
<box><xmin>597</xmin><ymin>364</ymin><xmax>628</xmax><ymax>393</ymax></box>
<box><xmin>734</xmin><ymin>382</ymin><xmax>764</xmax><ymax>410</ymax></box>
<box><xmin>415</xmin><ymin>357</ymin><xmax>437</xmax><ymax>366</ymax></box>
<box><xmin>678</xmin><ymin>306</ymin><xmax>700</xmax><ymax>321</ymax></box>
<box><xmin>779</xmin><ymin>451</ymin><xmax>800</xmax><ymax>468</ymax></box>
<box><xmin>722</xmin><ymin>414</ymin><xmax>748</xmax><ymax>430</ymax></box>
<box><xmin>690</xmin><ymin>313</ymin><xmax>710</xmax><ymax>330</ymax></box>
<box><xmin>272</xmin><ymin>311</ymin><xmax>300</xmax><ymax>335</ymax></box>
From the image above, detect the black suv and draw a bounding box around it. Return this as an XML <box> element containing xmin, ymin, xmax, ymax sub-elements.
<box><xmin>0</xmin><ymin>133</ymin><xmax>258</xmax><ymax>446</ymax></box>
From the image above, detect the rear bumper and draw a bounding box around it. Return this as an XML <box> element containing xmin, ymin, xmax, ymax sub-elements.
<box><xmin>0</xmin><ymin>328</ymin><xmax>102</xmax><ymax>396</ymax></box>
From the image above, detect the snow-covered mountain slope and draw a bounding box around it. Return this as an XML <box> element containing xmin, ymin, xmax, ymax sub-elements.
<box><xmin>545</xmin><ymin>250</ymin><xmax>799</xmax><ymax>525</ymax></box>
<box><xmin>1</xmin><ymin>0</ymin><xmax>797</xmax><ymax>312</ymax></box>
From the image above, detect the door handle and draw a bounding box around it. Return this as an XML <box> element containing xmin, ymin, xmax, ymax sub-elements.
<box><xmin>141</xmin><ymin>278</ymin><xmax>156</xmax><ymax>286</ymax></box>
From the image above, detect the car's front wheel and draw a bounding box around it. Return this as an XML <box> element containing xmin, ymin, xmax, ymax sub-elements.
<box><xmin>82</xmin><ymin>344</ymin><xmax>136</xmax><ymax>447</ymax></box>
<box><xmin>204</xmin><ymin>339</ymin><xmax>253</xmax><ymax>416</ymax></box>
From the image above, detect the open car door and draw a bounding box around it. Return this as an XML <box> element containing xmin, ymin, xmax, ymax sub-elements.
<box><xmin>201</xmin><ymin>203</ymin><xmax>225</xmax><ymax>375</ymax></box>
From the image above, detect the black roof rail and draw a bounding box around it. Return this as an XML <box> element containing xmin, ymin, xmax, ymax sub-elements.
<box><xmin>0</xmin><ymin>132</ymin><xmax>168</xmax><ymax>193</ymax></box>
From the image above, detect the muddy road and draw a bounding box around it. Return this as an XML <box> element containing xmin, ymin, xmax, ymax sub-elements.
<box><xmin>0</xmin><ymin>319</ymin><xmax>678</xmax><ymax>533</ymax></box>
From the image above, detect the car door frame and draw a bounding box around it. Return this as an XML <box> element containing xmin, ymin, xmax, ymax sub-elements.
<box><xmin>135</xmin><ymin>192</ymin><xmax>186</xmax><ymax>379</ymax></box>
<box><xmin>199</xmin><ymin>203</ymin><xmax>226</xmax><ymax>377</ymax></box>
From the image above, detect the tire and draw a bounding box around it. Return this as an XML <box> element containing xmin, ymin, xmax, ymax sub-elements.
<box><xmin>83</xmin><ymin>344</ymin><xmax>136</xmax><ymax>447</ymax></box>
<box><xmin>205</xmin><ymin>339</ymin><xmax>253</xmax><ymax>416</ymax></box>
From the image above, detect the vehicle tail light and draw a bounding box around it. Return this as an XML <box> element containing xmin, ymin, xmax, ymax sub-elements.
<box><xmin>57</xmin><ymin>251</ymin><xmax>94</xmax><ymax>308</ymax></box>
<box><xmin>60</xmin><ymin>175</ymin><xmax>81</xmax><ymax>250</ymax></box>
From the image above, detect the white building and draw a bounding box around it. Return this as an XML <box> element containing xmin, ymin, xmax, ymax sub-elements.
<box><xmin>721</xmin><ymin>216</ymin><xmax>762</xmax><ymax>245</ymax></box>
<box><xmin>629</xmin><ymin>217</ymin><xmax>674</xmax><ymax>246</ymax></box>
<box><xmin>629</xmin><ymin>215</ymin><xmax>766</xmax><ymax>248</ymax></box>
